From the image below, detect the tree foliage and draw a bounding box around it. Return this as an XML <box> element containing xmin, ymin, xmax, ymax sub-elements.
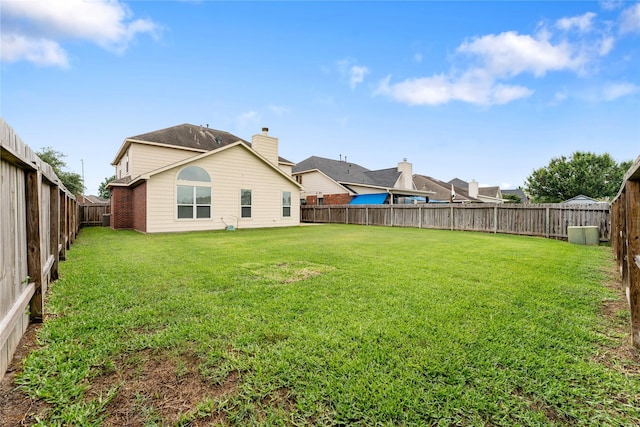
<box><xmin>37</xmin><ymin>147</ymin><xmax>85</xmax><ymax>195</ymax></box>
<box><xmin>502</xmin><ymin>193</ymin><xmax>522</xmax><ymax>203</ymax></box>
<box><xmin>525</xmin><ymin>151</ymin><xmax>631</xmax><ymax>203</ymax></box>
<box><xmin>98</xmin><ymin>175</ymin><xmax>116</xmax><ymax>199</ymax></box>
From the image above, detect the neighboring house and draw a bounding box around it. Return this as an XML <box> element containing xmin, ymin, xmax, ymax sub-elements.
<box><xmin>563</xmin><ymin>195</ymin><xmax>609</xmax><ymax>205</ymax></box>
<box><xmin>413</xmin><ymin>175</ymin><xmax>475</xmax><ymax>203</ymax></box>
<box><xmin>448</xmin><ymin>178</ymin><xmax>503</xmax><ymax>203</ymax></box>
<box><xmin>77</xmin><ymin>194</ymin><xmax>109</xmax><ymax>204</ymax></box>
<box><xmin>292</xmin><ymin>156</ymin><xmax>432</xmax><ymax>205</ymax></box>
<box><xmin>108</xmin><ymin>124</ymin><xmax>301</xmax><ymax>233</ymax></box>
<box><xmin>501</xmin><ymin>188</ymin><xmax>529</xmax><ymax>203</ymax></box>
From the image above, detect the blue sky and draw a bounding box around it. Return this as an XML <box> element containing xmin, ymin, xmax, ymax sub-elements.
<box><xmin>2</xmin><ymin>1</ymin><xmax>639</xmax><ymax>195</ymax></box>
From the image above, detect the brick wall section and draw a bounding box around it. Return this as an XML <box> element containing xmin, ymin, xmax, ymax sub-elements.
<box><xmin>110</xmin><ymin>186</ymin><xmax>133</xmax><ymax>230</ymax></box>
<box><xmin>305</xmin><ymin>193</ymin><xmax>352</xmax><ymax>205</ymax></box>
<box><xmin>324</xmin><ymin>193</ymin><xmax>352</xmax><ymax>204</ymax></box>
<box><xmin>132</xmin><ymin>182</ymin><xmax>147</xmax><ymax>233</ymax></box>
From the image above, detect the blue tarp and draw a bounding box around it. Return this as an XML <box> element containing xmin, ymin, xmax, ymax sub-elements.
<box><xmin>350</xmin><ymin>193</ymin><xmax>388</xmax><ymax>205</ymax></box>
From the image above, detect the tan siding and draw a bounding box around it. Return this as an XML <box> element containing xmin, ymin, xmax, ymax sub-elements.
<box><xmin>346</xmin><ymin>184</ymin><xmax>387</xmax><ymax>195</ymax></box>
<box><xmin>129</xmin><ymin>143</ymin><xmax>200</xmax><ymax>178</ymax></box>
<box><xmin>278</xmin><ymin>164</ymin><xmax>293</xmax><ymax>175</ymax></box>
<box><xmin>146</xmin><ymin>146</ymin><xmax>300</xmax><ymax>233</ymax></box>
<box><xmin>298</xmin><ymin>171</ymin><xmax>348</xmax><ymax>197</ymax></box>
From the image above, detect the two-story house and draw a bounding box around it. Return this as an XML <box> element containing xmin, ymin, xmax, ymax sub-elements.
<box><xmin>108</xmin><ymin>124</ymin><xmax>301</xmax><ymax>233</ymax></box>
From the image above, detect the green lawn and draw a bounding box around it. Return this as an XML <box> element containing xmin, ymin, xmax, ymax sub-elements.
<box><xmin>16</xmin><ymin>225</ymin><xmax>639</xmax><ymax>426</ymax></box>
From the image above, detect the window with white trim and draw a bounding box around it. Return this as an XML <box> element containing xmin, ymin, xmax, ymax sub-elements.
<box><xmin>176</xmin><ymin>166</ymin><xmax>211</xmax><ymax>219</ymax></box>
<box><xmin>241</xmin><ymin>189</ymin><xmax>252</xmax><ymax>218</ymax></box>
<box><xmin>282</xmin><ymin>191</ymin><xmax>291</xmax><ymax>217</ymax></box>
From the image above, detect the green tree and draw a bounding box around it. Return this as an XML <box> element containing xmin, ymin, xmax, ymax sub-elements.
<box><xmin>98</xmin><ymin>175</ymin><xmax>116</xmax><ymax>199</ymax></box>
<box><xmin>502</xmin><ymin>193</ymin><xmax>522</xmax><ymax>203</ymax></box>
<box><xmin>525</xmin><ymin>151</ymin><xmax>632</xmax><ymax>203</ymax></box>
<box><xmin>36</xmin><ymin>147</ymin><xmax>85</xmax><ymax>195</ymax></box>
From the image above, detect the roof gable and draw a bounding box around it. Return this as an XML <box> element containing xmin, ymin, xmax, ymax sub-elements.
<box><xmin>414</xmin><ymin>174</ymin><xmax>476</xmax><ymax>202</ymax></box>
<box><xmin>113</xmin><ymin>123</ymin><xmax>293</xmax><ymax>165</ymax></box>
<box><xmin>141</xmin><ymin>141</ymin><xmax>301</xmax><ymax>188</ymax></box>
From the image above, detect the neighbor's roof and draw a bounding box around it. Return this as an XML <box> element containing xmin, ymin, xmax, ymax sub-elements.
<box><xmin>113</xmin><ymin>123</ymin><xmax>293</xmax><ymax>165</ymax></box>
<box><xmin>293</xmin><ymin>156</ymin><xmax>400</xmax><ymax>187</ymax></box>
<box><xmin>448</xmin><ymin>178</ymin><xmax>500</xmax><ymax>199</ymax></box>
<box><xmin>413</xmin><ymin>174</ymin><xmax>476</xmax><ymax>202</ymax></box>
<box><xmin>501</xmin><ymin>188</ymin><xmax>529</xmax><ymax>203</ymax></box>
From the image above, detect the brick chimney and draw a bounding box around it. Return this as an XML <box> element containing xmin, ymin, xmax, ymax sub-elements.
<box><xmin>396</xmin><ymin>159</ymin><xmax>413</xmax><ymax>190</ymax></box>
<box><xmin>252</xmin><ymin>127</ymin><xmax>278</xmax><ymax>165</ymax></box>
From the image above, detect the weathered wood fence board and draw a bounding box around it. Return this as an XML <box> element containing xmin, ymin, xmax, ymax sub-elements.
<box><xmin>80</xmin><ymin>203</ymin><xmax>110</xmax><ymax>226</ymax></box>
<box><xmin>302</xmin><ymin>203</ymin><xmax>610</xmax><ymax>241</ymax></box>
<box><xmin>1</xmin><ymin>118</ymin><xmax>79</xmax><ymax>380</ymax></box>
<box><xmin>611</xmin><ymin>156</ymin><xmax>640</xmax><ymax>348</ymax></box>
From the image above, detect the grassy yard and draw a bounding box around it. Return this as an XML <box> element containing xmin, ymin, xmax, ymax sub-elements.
<box><xmin>10</xmin><ymin>225</ymin><xmax>640</xmax><ymax>426</ymax></box>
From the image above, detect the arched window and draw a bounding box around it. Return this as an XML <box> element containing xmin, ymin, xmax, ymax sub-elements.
<box><xmin>177</xmin><ymin>166</ymin><xmax>211</xmax><ymax>182</ymax></box>
<box><xmin>177</xmin><ymin>166</ymin><xmax>211</xmax><ymax>219</ymax></box>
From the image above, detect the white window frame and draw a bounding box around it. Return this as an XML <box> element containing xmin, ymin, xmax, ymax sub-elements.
<box><xmin>176</xmin><ymin>166</ymin><xmax>212</xmax><ymax>220</ymax></box>
<box><xmin>282</xmin><ymin>191</ymin><xmax>291</xmax><ymax>217</ymax></box>
<box><xmin>241</xmin><ymin>189</ymin><xmax>252</xmax><ymax>219</ymax></box>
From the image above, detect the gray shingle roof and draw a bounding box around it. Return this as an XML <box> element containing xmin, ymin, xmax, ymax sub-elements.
<box><xmin>501</xmin><ymin>188</ymin><xmax>529</xmax><ymax>203</ymax></box>
<box><xmin>130</xmin><ymin>123</ymin><xmax>248</xmax><ymax>151</ymax></box>
<box><xmin>128</xmin><ymin>123</ymin><xmax>292</xmax><ymax>163</ymax></box>
<box><xmin>293</xmin><ymin>156</ymin><xmax>397</xmax><ymax>187</ymax></box>
<box><xmin>413</xmin><ymin>174</ymin><xmax>475</xmax><ymax>202</ymax></box>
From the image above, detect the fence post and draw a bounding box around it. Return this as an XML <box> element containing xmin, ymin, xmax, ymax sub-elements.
<box><xmin>419</xmin><ymin>206</ymin><xmax>422</xmax><ymax>229</ymax></box>
<box><xmin>366</xmin><ymin>207</ymin><xmax>369</xmax><ymax>226</ymax></box>
<box><xmin>49</xmin><ymin>185</ymin><xmax>60</xmax><ymax>280</ymax></box>
<box><xmin>391</xmin><ymin>206</ymin><xmax>394</xmax><ymax>227</ymax></box>
<box><xmin>60</xmin><ymin>192</ymin><xmax>68</xmax><ymax>259</ymax></box>
<box><xmin>545</xmin><ymin>207</ymin><xmax>550</xmax><ymax>238</ymax></box>
<box><xmin>25</xmin><ymin>170</ymin><xmax>44</xmax><ymax>322</ymax></box>
<box><xmin>450</xmin><ymin>204</ymin><xmax>454</xmax><ymax>231</ymax></box>
<box><xmin>624</xmin><ymin>180</ymin><xmax>640</xmax><ymax>347</ymax></box>
<box><xmin>493</xmin><ymin>205</ymin><xmax>498</xmax><ymax>233</ymax></box>
<box><xmin>346</xmin><ymin>206</ymin><xmax>349</xmax><ymax>225</ymax></box>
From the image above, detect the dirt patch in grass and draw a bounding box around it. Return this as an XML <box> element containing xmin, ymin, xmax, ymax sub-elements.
<box><xmin>243</xmin><ymin>261</ymin><xmax>335</xmax><ymax>284</ymax></box>
<box><xmin>592</xmin><ymin>266</ymin><xmax>639</xmax><ymax>376</ymax></box>
<box><xmin>89</xmin><ymin>349</ymin><xmax>238</xmax><ymax>426</ymax></box>
<box><xmin>0</xmin><ymin>323</ymin><xmax>51</xmax><ymax>427</ymax></box>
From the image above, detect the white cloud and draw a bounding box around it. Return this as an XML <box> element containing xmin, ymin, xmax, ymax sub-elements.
<box><xmin>619</xmin><ymin>3</ymin><xmax>640</xmax><ymax>34</ymax></box>
<box><xmin>0</xmin><ymin>33</ymin><xmax>68</xmax><ymax>67</ymax></box>
<box><xmin>349</xmin><ymin>65</ymin><xmax>369</xmax><ymax>89</ymax></box>
<box><xmin>600</xmin><ymin>1</ymin><xmax>624</xmax><ymax>11</ymax></box>
<box><xmin>457</xmin><ymin>31</ymin><xmax>586</xmax><ymax>77</ymax></box>
<box><xmin>552</xmin><ymin>90</ymin><xmax>569</xmax><ymax>105</ymax></box>
<box><xmin>1</xmin><ymin>0</ymin><xmax>160</xmax><ymax>67</ymax></box>
<box><xmin>375</xmin><ymin>15</ymin><xmax>627</xmax><ymax>108</ymax></box>
<box><xmin>236</xmin><ymin>111</ymin><xmax>261</xmax><ymax>127</ymax></box>
<box><xmin>556</xmin><ymin>12</ymin><xmax>597</xmax><ymax>32</ymax></box>
<box><xmin>601</xmin><ymin>82</ymin><xmax>640</xmax><ymax>101</ymax></box>
<box><xmin>336</xmin><ymin>59</ymin><xmax>369</xmax><ymax>89</ymax></box>
<box><xmin>597</xmin><ymin>36</ymin><xmax>615</xmax><ymax>56</ymax></box>
<box><xmin>375</xmin><ymin>72</ymin><xmax>533</xmax><ymax>106</ymax></box>
<box><xmin>268</xmin><ymin>104</ymin><xmax>290</xmax><ymax>116</ymax></box>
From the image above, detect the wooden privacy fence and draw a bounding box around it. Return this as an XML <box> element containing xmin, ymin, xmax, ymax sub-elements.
<box><xmin>1</xmin><ymin>118</ymin><xmax>79</xmax><ymax>380</ymax></box>
<box><xmin>302</xmin><ymin>203</ymin><xmax>610</xmax><ymax>241</ymax></box>
<box><xmin>610</xmin><ymin>156</ymin><xmax>640</xmax><ymax>348</ymax></box>
<box><xmin>80</xmin><ymin>203</ymin><xmax>110</xmax><ymax>226</ymax></box>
